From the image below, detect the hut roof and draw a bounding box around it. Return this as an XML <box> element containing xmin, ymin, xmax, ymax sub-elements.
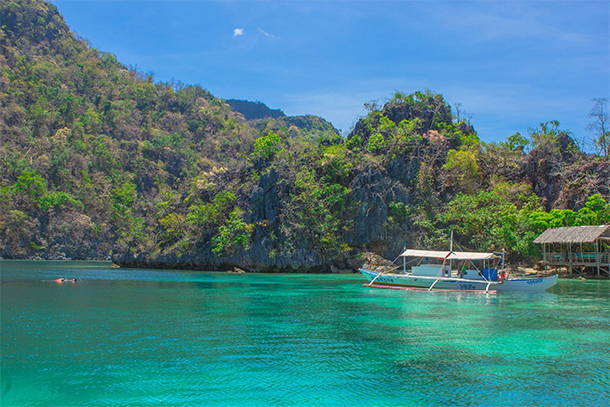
<box><xmin>533</xmin><ymin>225</ymin><xmax>610</xmax><ymax>244</ymax></box>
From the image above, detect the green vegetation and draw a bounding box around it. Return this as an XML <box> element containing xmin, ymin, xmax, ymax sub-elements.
<box><xmin>211</xmin><ymin>211</ymin><xmax>252</xmax><ymax>255</ymax></box>
<box><xmin>225</xmin><ymin>99</ymin><xmax>285</xmax><ymax>121</ymax></box>
<box><xmin>0</xmin><ymin>0</ymin><xmax>259</xmax><ymax>258</ymax></box>
<box><xmin>252</xmin><ymin>131</ymin><xmax>283</xmax><ymax>161</ymax></box>
<box><xmin>0</xmin><ymin>0</ymin><xmax>608</xmax><ymax>270</ymax></box>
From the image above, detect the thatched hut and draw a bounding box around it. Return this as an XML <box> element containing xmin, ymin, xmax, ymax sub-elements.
<box><xmin>533</xmin><ymin>225</ymin><xmax>610</xmax><ymax>277</ymax></box>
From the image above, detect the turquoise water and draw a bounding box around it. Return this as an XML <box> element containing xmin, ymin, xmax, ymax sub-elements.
<box><xmin>1</xmin><ymin>261</ymin><xmax>609</xmax><ymax>406</ymax></box>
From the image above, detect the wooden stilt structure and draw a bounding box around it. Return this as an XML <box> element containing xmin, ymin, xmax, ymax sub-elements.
<box><xmin>534</xmin><ymin>225</ymin><xmax>610</xmax><ymax>277</ymax></box>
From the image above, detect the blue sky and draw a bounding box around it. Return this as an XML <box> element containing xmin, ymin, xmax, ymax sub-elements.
<box><xmin>53</xmin><ymin>0</ymin><xmax>609</xmax><ymax>144</ymax></box>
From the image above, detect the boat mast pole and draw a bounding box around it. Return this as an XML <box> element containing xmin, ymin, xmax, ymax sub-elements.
<box><xmin>449</xmin><ymin>230</ymin><xmax>454</xmax><ymax>274</ymax></box>
<box><xmin>450</xmin><ymin>230</ymin><xmax>454</xmax><ymax>252</ymax></box>
<box><xmin>403</xmin><ymin>241</ymin><xmax>406</xmax><ymax>274</ymax></box>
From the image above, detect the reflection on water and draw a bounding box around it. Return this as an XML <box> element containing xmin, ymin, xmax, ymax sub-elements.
<box><xmin>1</xmin><ymin>260</ymin><xmax>609</xmax><ymax>406</ymax></box>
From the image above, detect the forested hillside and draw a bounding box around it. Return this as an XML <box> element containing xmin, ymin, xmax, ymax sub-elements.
<box><xmin>1</xmin><ymin>0</ymin><xmax>259</xmax><ymax>258</ymax></box>
<box><xmin>227</xmin><ymin>99</ymin><xmax>341</xmax><ymax>143</ymax></box>
<box><xmin>1</xmin><ymin>0</ymin><xmax>609</xmax><ymax>271</ymax></box>
<box><xmin>226</xmin><ymin>99</ymin><xmax>286</xmax><ymax>120</ymax></box>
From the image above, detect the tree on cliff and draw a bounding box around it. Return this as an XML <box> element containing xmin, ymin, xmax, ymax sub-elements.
<box><xmin>588</xmin><ymin>98</ymin><xmax>609</xmax><ymax>158</ymax></box>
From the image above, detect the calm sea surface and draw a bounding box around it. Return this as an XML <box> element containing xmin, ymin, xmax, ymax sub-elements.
<box><xmin>1</xmin><ymin>260</ymin><xmax>609</xmax><ymax>406</ymax></box>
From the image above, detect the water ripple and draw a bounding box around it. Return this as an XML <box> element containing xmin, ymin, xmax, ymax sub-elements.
<box><xmin>1</xmin><ymin>262</ymin><xmax>609</xmax><ymax>406</ymax></box>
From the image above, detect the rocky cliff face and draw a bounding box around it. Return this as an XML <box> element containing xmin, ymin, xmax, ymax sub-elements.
<box><xmin>525</xmin><ymin>148</ymin><xmax>609</xmax><ymax>211</ymax></box>
<box><xmin>113</xmin><ymin>166</ymin><xmax>335</xmax><ymax>272</ymax></box>
<box><xmin>109</xmin><ymin>103</ymin><xmax>429</xmax><ymax>270</ymax></box>
<box><xmin>113</xmin><ymin>95</ymin><xmax>610</xmax><ymax>273</ymax></box>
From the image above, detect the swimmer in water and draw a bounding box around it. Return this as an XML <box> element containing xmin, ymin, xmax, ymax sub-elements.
<box><xmin>54</xmin><ymin>277</ymin><xmax>67</xmax><ymax>284</ymax></box>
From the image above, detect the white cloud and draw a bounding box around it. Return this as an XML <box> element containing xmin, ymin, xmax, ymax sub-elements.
<box><xmin>233</xmin><ymin>28</ymin><xmax>244</xmax><ymax>36</ymax></box>
<box><xmin>258</xmin><ymin>28</ymin><xmax>278</xmax><ymax>39</ymax></box>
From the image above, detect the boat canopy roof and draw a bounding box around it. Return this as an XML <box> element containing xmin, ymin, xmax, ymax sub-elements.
<box><xmin>400</xmin><ymin>249</ymin><xmax>498</xmax><ymax>260</ymax></box>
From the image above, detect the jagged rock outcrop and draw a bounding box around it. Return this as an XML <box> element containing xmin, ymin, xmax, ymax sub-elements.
<box><xmin>524</xmin><ymin>136</ymin><xmax>609</xmax><ymax>211</ymax></box>
<box><xmin>250</xmin><ymin>167</ymin><xmax>280</xmax><ymax>226</ymax></box>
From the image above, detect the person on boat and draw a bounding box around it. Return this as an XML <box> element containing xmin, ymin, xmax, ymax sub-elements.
<box><xmin>499</xmin><ymin>270</ymin><xmax>506</xmax><ymax>282</ymax></box>
<box><xmin>459</xmin><ymin>264</ymin><xmax>467</xmax><ymax>278</ymax></box>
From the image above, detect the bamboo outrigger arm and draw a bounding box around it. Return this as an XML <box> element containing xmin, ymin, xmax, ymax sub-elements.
<box><xmin>383</xmin><ymin>272</ymin><xmax>502</xmax><ymax>285</ymax></box>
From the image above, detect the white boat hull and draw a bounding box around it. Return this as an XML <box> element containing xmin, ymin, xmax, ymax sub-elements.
<box><xmin>359</xmin><ymin>269</ymin><xmax>558</xmax><ymax>293</ymax></box>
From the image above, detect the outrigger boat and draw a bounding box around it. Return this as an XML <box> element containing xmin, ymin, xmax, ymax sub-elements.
<box><xmin>360</xmin><ymin>247</ymin><xmax>558</xmax><ymax>294</ymax></box>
